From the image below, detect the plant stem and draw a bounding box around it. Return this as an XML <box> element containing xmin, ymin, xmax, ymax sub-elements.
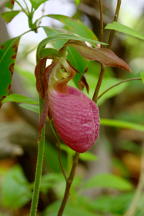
<box><xmin>124</xmin><ymin>143</ymin><xmax>144</xmax><ymax>216</ymax></box>
<box><xmin>92</xmin><ymin>0</ymin><xmax>104</xmax><ymax>102</ymax></box>
<box><xmin>97</xmin><ymin>77</ymin><xmax>141</xmax><ymax>100</ymax></box>
<box><xmin>108</xmin><ymin>0</ymin><xmax>122</xmax><ymax>47</ymax></box>
<box><xmin>57</xmin><ymin>152</ymin><xmax>79</xmax><ymax>216</ymax></box>
<box><xmin>92</xmin><ymin>64</ymin><xmax>105</xmax><ymax>102</ymax></box>
<box><xmin>50</xmin><ymin>122</ymin><xmax>67</xmax><ymax>181</ymax></box>
<box><xmin>98</xmin><ymin>0</ymin><xmax>104</xmax><ymax>42</ymax></box>
<box><xmin>29</xmin><ymin>99</ymin><xmax>46</xmax><ymax>216</ymax></box>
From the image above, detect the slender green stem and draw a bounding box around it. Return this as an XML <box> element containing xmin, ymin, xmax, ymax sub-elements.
<box><xmin>57</xmin><ymin>152</ymin><xmax>79</xmax><ymax>216</ymax></box>
<box><xmin>97</xmin><ymin>77</ymin><xmax>141</xmax><ymax>100</ymax></box>
<box><xmin>108</xmin><ymin>0</ymin><xmax>122</xmax><ymax>47</ymax></box>
<box><xmin>29</xmin><ymin>99</ymin><xmax>46</xmax><ymax>216</ymax></box>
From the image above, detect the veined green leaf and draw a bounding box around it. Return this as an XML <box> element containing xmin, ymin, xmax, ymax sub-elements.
<box><xmin>2</xmin><ymin>94</ymin><xmax>38</xmax><ymax>104</ymax></box>
<box><xmin>101</xmin><ymin>118</ymin><xmax>144</xmax><ymax>131</ymax></box>
<box><xmin>105</xmin><ymin>22</ymin><xmax>144</xmax><ymax>40</ymax></box>
<box><xmin>48</xmin><ymin>14</ymin><xmax>97</xmax><ymax>40</ymax></box>
<box><xmin>30</xmin><ymin>0</ymin><xmax>48</xmax><ymax>9</ymax></box>
<box><xmin>0</xmin><ymin>37</ymin><xmax>19</xmax><ymax>100</ymax></box>
<box><xmin>1</xmin><ymin>10</ymin><xmax>20</xmax><ymax>23</ymax></box>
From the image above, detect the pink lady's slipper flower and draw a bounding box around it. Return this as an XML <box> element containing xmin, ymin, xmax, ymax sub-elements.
<box><xmin>48</xmin><ymin>60</ymin><xmax>100</xmax><ymax>153</ymax></box>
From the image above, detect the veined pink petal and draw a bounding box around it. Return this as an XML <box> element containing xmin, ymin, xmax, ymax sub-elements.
<box><xmin>49</xmin><ymin>86</ymin><xmax>99</xmax><ymax>153</ymax></box>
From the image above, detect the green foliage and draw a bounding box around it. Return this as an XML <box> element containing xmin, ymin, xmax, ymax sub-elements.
<box><xmin>1</xmin><ymin>166</ymin><xmax>31</xmax><ymax>209</ymax></box>
<box><xmin>101</xmin><ymin>118</ymin><xmax>144</xmax><ymax>131</ymax></box>
<box><xmin>48</xmin><ymin>14</ymin><xmax>97</xmax><ymax>40</ymax></box>
<box><xmin>30</xmin><ymin>0</ymin><xmax>48</xmax><ymax>10</ymax></box>
<box><xmin>39</xmin><ymin>48</ymin><xmax>60</xmax><ymax>59</ymax></box>
<box><xmin>61</xmin><ymin>144</ymin><xmax>97</xmax><ymax>161</ymax></box>
<box><xmin>140</xmin><ymin>71</ymin><xmax>144</xmax><ymax>83</ymax></box>
<box><xmin>105</xmin><ymin>22</ymin><xmax>144</xmax><ymax>40</ymax></box>
<box><xmin>43</xmin><ymin>201</ymin><xmax>98</xmax><ymax>216</ymax></box>
<box><xmin>79</xmin><ymin>193</ymin><xmax>133</xmax><ymax>215</ymax></box>
<box><xmin>2</xmin><ymin>93</ymin><xmax>38</xmax><ymax>104</ymax></box>
<box><xmin>82</xmin><ymin>173</ymin><xmax>133</xmax><ymax>191</ymax></box>
<box><xmin>1</xmin><ymin>10</ymin><xmax>20</xmax><ymax>23</ymax></box>
<box><xmin>0</xmin><ymin>37</ymin><xmax>19</xmax><ymax>100</ymax></box>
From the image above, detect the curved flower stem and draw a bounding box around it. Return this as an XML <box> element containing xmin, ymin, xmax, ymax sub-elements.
<box><xmin>108</xmin><ymin>0</ymin><xmax>122</xmax><ymax>47</ymax></box>
<box><xmin>57</xmin><ymin>152</ymin><xmax>79</xmax><ymax>216</ymax></box>
<box><xmin>29</xmin><ymin>98</ymin><xmax>46</xmax><ymax>216</ymax></box>
<box><xmin>97</xmin><ymin>77</ymin><xmax>141</xmax><ymax>100</ymax></box>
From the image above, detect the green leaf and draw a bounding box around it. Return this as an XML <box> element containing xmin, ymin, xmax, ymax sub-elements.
<box><xmin>37</xmin><ymin>33</ymin><xmax>106</xmax><ymax>60</ymax></box>
<box><xmin>105</xmin><ymin>21</ymin><xmax>144</xmax><ymax>40</ymax></box>
<box><xmin>60</xmin><ymin>144</ymin><xmax>97</xmax><ymax>161</ymax></box>
<box><xmin>0</xmin><ymin>38</ymin><xmax>19</xmax><ymax>100</ymax></box>
<box><xmin>1</xmin><ymin>166</ymin><xmax>31</xmax><ymax>209</ymax></box>
<box><xmin>39</xmin><ymin>48</ymin><xmax>60</xmax><ymax>59</ymax></box>
<box><xmin>140</xmin><ymin>71</ymin><xmax>144</xmax><ymax>83</ymax></box>
<box><xmin>30</xmin><ymin>0</ymin><xmax>48</xmax><ymax>9</ymax></box>
<box><xmin>79</xmin><ymin>193</ymin><xmax>133</xmax><ymax>214</ymax></box>
<box><xmin>2</xmin><ymin>94</ymin><xmax>38</xmax><ymax>104</ymax></box>
<box><xmin>83</xmin><ymin>173</ymin><xmax>133</xmax><ymax>191</ymax></box>
<box><xmin>101</xmin><ymin>118</ymin><xmax>144</xmax><ymax>131</ymax></box>
<box><xmin>44</xmin><ymin>27</ymin><xmax>68</xmax><ymax>50</ymax></box>
<box><xmin>80</xmin><ymin>152</ymin><xmax>97</xmax><ymax>161</ymax></box>
<box><xmin>83</xmin><ymin>77</ymin><xmax>128</xmax><ymax>105</ymax></box>
<box><xmin>1</xmin><ymin>10</ymin><xmax>20</xmax><ymax>23</ymax></box>
<box><xmin>19</xmin><ymin>103</ymin><xmax>39</xmax><ymax>113</ymax></box>
<box><xmin>43</xmin><ymin>201</ymin><xmax>97</xmax><ymax>216</ymax></box>
<box><xmin>48</xmin><ymin>14</ymin><xmax>97</xmax><ymax>40</ymax></box>
<box><xmin>97</xmin><ymin>78</ymin><xmax>128</xmax><ymax>105</ymax></box>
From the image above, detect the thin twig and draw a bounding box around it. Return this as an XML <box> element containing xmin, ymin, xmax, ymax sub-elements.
<box><xmin>57</xmin><ymin>152</ymin><xmax>79</xmax><ymax>216</ymax></box>
<box><xmin>124</xmin><ymin>143</ymin><xmax>144</xmax><ymax>216</ymax></box>
<box><xmin>108</xmin><ymin>0</ymin><xmax>122</xmax><ymax>47</ymax></box>
<box><xmin>97</xmin><ymin>77</ymin><xmax>141</xmax><ymax>100</ymax></box>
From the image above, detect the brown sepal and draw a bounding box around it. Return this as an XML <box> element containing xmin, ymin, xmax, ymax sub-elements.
<box><xmin>67</xmin><ymin>41</ymin><xmax>131</xmax><ymax>72</ymax></box>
